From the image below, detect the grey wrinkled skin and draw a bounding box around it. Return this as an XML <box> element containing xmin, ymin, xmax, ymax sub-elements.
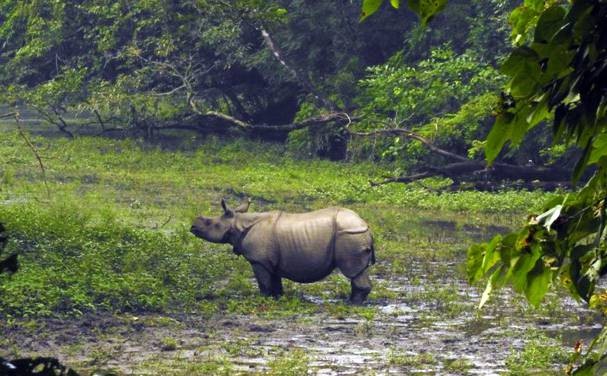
<box><xmin>191</xmin><ymin>198</ymin><xmax>375</xmax><ymax>304</ymax></box>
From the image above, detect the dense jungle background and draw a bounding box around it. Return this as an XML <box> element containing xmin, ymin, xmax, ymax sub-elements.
<box><xmin>2</xmin><ymin>0</ymin><xmax>607</xmax><ymax>374</ymax></box>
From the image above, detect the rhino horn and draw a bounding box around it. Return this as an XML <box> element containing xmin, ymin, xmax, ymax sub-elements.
<box><xmin>220</xmin><ymin>198</ymin><xmax>234</xmax><ymax>217</ymax></box>
<box><xmin>234</xmin><ymin>198</ymin><xmax>251</xmax><ymax>213</ymax></box>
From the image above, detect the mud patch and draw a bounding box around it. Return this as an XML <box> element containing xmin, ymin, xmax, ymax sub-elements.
<box><xmin>0</xmin><ymin>273</ymin><xmax>597</xmax><ymax>375</ymax></box>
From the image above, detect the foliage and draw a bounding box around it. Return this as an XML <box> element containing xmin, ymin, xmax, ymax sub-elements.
<box><xmin>0</xmin><ymin>131</ymin><xmax>553</xmax><ymax>318</ymax></box>
<box><xmin>360</xmin><ymin>0</ymin><xmax>606</xmax><ymax>372</ymax></box>
<box><xmin>283</xmin><ymin>3</ymin><xmax>496</xmax><ymax>160</ymax></box>
<box><xmin>0</xmin><ymin>0</ymin><xmax>522</xmax><ymax>166</ymax></box>
<box><xmin>361</xmin><ymin>0</ymin><xmax>447</xmax><ymax>25</ymax></box>
<box><xmin>273</xmin><ymin>0</ymin><xmax>413</xmax><ymax>108</ymax></box>
<box><xmin>265</xmin><ymin>349</ymin><xmax>310</xmax><ymax>376</ymax></box>
<box><xmin>0</xmin><ymin>128</ymin><xmax>583</xmax><ymax>372</ymax></box>
<box><xmin>504</xmin><ymin>330</ymin><xmax>569</xmax><ymax>375</ymax></box>
<box><xmin>465</xmin><ymin>0</ymin><xmax>607</xmax><ymax>373</ymax></box>
<box><xmin>468</xmin><ymin>173</ymin><xmax>607</xmax><ymax>307</ymax></box>
<box><xmin>0</xmin><ymin>202</ymin><xmax>227</xmax><ymax>317</ymax></box>
<box><xmin>485</xmin><ymin>0</ymin><xmax>607</xmax><ymax>178</ymax></box>
<box><xmin>357</xmin><ymin>46</ymin><xmax>501</xmax><ymax>127</ymax></box>
<box><xmin>352</xmin><ymin>46</ymin><xmax>503</xmax><ymax>165</ymax></box>
<box><xmin>0</xmin><ymin>0</ymin><xmax>415</xmax><ymax>140</ymax></box>
<box><xmin>0</xmin><ymin>0</ymin><xmax>293</xmax><ymax>131</ymax></box>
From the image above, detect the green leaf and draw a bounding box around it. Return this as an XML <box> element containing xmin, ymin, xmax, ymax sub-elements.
<box><xmin>485</xmin><ymin>114</ymin><xmax>513</xmax><ymax>164</ymax></box>
<box><xmin>491</xmin><ymin>264</ymin><xmax>512</xmax><ymax>290</ymax></box>
<box><xmin>588</xmin><ymin>132</ymin><xmax>607</xmax><ymax>165</ymax></box>
<box><xmin>500</xmin><ymin>47</ymin><xmax>538</xmax><ymax>76</ymax></box>
<box><xmin>524</xmin><ymin>100</ymin><xmax>550</xmax><ymax>128</ymax></box>
<box><xmin>481</xmin><ymin>235</ymin><xmax>502</xmax><ymax>274</ymax></box>
<box><xmin>509</xmin><ymin>6</ymin><xmax>535</xmax><ymax>42</ymax></box>
<box><xmin>534</xmin><ymin>5</ymin><xmax>567</xmax><ymax>43</ymax></box>
<box><xmin>275</xmin><ymin>8</ymin><xmax>288</xmax><ymax>16</ymax></box>
<box><xmin>507</xmin><ymin>106</ymin><xmax>534</xmax><ymax>145</ymax></box>
<box><xmin>524</xmin><ymin>0</ymin><xmax>545</xmax><ymax>12</ymax></box>
<box><xmin>479</xmin><ymin>264</ymin><xmax>510</xmax><ymax>308</ymax></box>
<box><xmin>407</xmin><ymin>0</ymin><xmax>447</xmax><ymax>25</ymax></box>
<box><xmin>467</xmin><ymin>243</ymin><xmax>486</xmax><ymax>283</ymax></box>
<box><xmin>508</xmin><ymin>67</ymin><xmax>540</xmax><ymax>98</ymax></box>
<box><xmin>573</xmin><ymin>138</ymin><xmax>594</xmax><ymax>183</ymax></box>
<box><xmin>390</xmin><ymin>0</ymin><xmax>400</xmax><ymax>9</ymax></box>
<box><xmin>511</xmin><ymin>245</ymin><xmax>541</xmax><ymax>293</ymax></box>
<box><xmin>532</xmin><ymin>43</ymin><xmax>575</xmax><ymax>81</ymax></box>
<box><xmin>478</xmin><ymin>274</ymin><xmax>493</xmax><ymax>309</ymax></box>
<box><xmin>525</xmin><ymin>262</ymin><xmax>552</xmax><ymax>307</ymax></box>
<box><xmin>360</xmin><ymin>0</ymin><xmax>384</xmax><ymax>21</ymax></box>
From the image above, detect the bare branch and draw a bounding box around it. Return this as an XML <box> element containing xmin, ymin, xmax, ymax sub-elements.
<box><xmin>202</xmin><ymin>110</ymin><xmax>357</xmax><ymax>132</ymax></box>
<box><xmin>93</xmin><ymin>109</ymin><xmax>106</xmax><ymax>130</ymax></box>
<box><xmin>29</xmin><ymin>105</ymin><xmax>74</xmax><ymax>138</ymax></box>
<box><xmin>204</xmin><ymin>111</ymin><xmax>252</xmax><ymax>129</ymax></box>
<box><xmin>0</xmin><ymin>112</ymin><xmax>17</xmax><ymax>119</ymax></box>
<box><xmin>260</xmin><ymin>27</ymin><xmax>338</xmax><ymax>111</ymax></box>
<box><xmin>350</xmin><ymin>127</ymin><xmax>469</xmax><ymax>162</ymax></box>
<box><xmin>50</xmin><ymin>108</ymin><xmax>74</xmax><ymax>138</ymax></box>
<box><xmin>151</xmin><ymin>84</ymin><xmax>186</xmax><ymax>96</ymax></box>
<box><xmin>370</xmin><ymin>160</ymin><xmax>571</xmax><ymax>187</ymax></box>
<box><xmin>14</xmin><ymin>113</ymin><xmax>50</xmax><ymax>198</ymax></box>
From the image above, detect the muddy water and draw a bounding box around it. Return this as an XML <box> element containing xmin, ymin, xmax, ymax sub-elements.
<box><xmin>1</xmin><ymin>219</ymin><xmax>602</xmax><ymax>375</ymax></box>
<box><xmin>51</xmin><ymin>275</ymin><xmax>596</xmax><ymax>375</ymax></box>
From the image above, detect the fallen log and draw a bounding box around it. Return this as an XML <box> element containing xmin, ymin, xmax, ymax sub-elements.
<box><xmin>354</xmin><ymin>126</ymin><xmax>573</xmax><ymax>188</ymax></box>
<box><xmin>371</xmin><ymin>161</ymin><xmax>572</xmax><ymax>187</ymax></box>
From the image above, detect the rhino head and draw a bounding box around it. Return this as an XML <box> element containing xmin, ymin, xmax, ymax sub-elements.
<box><xmin>190</xmin><ymin>198</ymin><xmax>250</xmax><ymax>243</ymax></box>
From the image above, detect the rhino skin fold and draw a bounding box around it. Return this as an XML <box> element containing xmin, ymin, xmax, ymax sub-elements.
<box><xmin>191</xmin><ymin>199</ymin><xmax>375</xmax><ymax>304</ymax></box>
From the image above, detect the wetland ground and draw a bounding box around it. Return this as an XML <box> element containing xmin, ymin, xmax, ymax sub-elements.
<box><xmin>0</xmin><ymin>124</ymin><xmax>600</xmax><ymax>375</ymax></box>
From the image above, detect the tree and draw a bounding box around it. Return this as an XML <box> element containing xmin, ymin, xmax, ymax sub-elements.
<box><xmin>0</xmin><ymin>1</ymin><xmax>339</xmax><ymax>137</ymax></box>
<box><xmin>367</xmin><ymin>0</ymin><xmax>607</xmax><ymax>372</ymax></box>
<box><xmin>0</xmin><ymin>0</ymin><xmax>412</xmax><ymax>152</ymax></box>
<box><xmin>468</xmin><ymin>0</ymin><xmax>607</xmax><ymax>372</ymax></box>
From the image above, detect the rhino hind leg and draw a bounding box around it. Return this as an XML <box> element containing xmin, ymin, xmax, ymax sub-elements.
<box><xmin>349</xmin><ymin>269</ymin><xmax>371</xmax><ymax>305</ymax></box>
<box><xmin>251</xmin><ymin>262</ymin><xmax>282</xmax><ymax>299</ymax></box>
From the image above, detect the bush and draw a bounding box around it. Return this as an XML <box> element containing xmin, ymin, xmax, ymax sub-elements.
<box><xmin>0</xmin><ymin>202</ymin><xmax>235</xmax><ymax>317</ymax></box>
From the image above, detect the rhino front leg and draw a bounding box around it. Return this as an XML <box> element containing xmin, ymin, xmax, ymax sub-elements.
<box><xmin>350</xmin><ymin>269</ymin><xmax>372</xmax><ymax>305</ymax></box>
<box><xmin>271</xmin><ymin>274</ymin><xmax>283</xmax><ymax>297</ymax></box>
<box><xmin>251</xmin><ymin>263</ymin><xmax>282</xmax><ymax>299</ymax></box>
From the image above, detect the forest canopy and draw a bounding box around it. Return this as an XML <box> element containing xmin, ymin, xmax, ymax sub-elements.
<box><xmin>1</xmin><ymin>0</ymin><xmax>561</xmax><ymax>181</ymax></box>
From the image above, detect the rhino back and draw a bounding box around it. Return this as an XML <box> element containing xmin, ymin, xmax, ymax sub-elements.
<box><xmin>273</xmin><ymin>210</ymin><xmax>337</xmax><ymax>282</ymax></box>
<box><xmin>274</xmin><ymin>208</ymin><xmax>369</xmax><ymax>256</ymax></box>
<box><xmin>275</xmin><ymin>211</ymin><xmax>337</xmax><ymax>250</ymax></box>
<box><xmin>240</xmin><ymin>208</ymin><xmax>372</xmax><ymax>283</ymax></box>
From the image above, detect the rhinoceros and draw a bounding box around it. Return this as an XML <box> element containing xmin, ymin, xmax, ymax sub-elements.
<box><xmin>190</xmin><ymin>198</ymin><xmax>375</xmax><ymax>304</ymax></box>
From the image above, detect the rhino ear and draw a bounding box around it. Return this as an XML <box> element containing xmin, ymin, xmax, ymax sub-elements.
<box><xmin>221</xmin><ymin>198</ymin><xmax>234</xmax><ymax>217</ymax></box>
<box><xmin>234</xmin><ymin>198</ymin><xmax>251</xmax><ymax>213</ymax></box>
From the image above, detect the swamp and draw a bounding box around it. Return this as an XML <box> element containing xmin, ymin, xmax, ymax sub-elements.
<box><xmin>2</xmin><ymin>0</ymin><xmax>607</xmax><ymax>375</ymax></box>
<box><xmin>0</xmin><ymin>128</ymin><xmax>599</xmax><ymax>375</ymax></box>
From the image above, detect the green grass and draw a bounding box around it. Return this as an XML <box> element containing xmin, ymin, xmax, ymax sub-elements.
<box><xmin>0</xmin><ymin>128</ymin><xmax>583</xmax><ymax>375</ymax></box>
<box><xmin>387</xmin><ymin>350</ymin><xmax>437</xmax><ymax>367</ymax></box>
<box><xmin>0</xmin><ymin>130</ymin><xmax>557</xmax><ymax>319</ymax></box>
<box><xmin>265</xmin><ymin>349</ymin><xmax>310</xmax><ymax>376</ymax></box>
<box><xmin>504</xmin><ymin>330</ymin><xmax>569</xmax><ymax>375</ymax></box>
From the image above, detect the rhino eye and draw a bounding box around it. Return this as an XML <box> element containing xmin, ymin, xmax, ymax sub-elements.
<box><xmin>204</xmin><ymin>219</ymin><xmax>212</xmax><ymax>226</ymax></box>
<box><xmin>214</xmin><ymin>223</ymin><xmax>220</xmax><ymax>229</ymax></box>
